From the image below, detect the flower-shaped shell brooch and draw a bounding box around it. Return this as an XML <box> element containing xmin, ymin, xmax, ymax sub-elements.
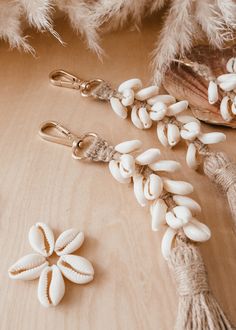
<box><xmin>8</xmin><ymin>223</ymin><xmax>94</xmax><ymax>307</ymax></box>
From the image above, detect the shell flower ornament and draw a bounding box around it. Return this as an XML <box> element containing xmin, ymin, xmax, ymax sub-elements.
<box><xmin>8</xmin><ymin>223</ymin><xmax>94</xmax><ymax>307</ymax></box>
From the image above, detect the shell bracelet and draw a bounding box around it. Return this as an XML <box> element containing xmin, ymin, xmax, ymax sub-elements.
<box><xmin>8</xmin><ymin>223</ymin><xmax>94</xmax><ymax>307</ymax></box>
<box><xmin>37</xmin><ymin>120</ymin><xmax>233</xmax><ymax>329</ymax></box>
<box><xmin>49</xmin><ymin>69</ymin><xmax>236</xmax><ymax>231</ymax></box>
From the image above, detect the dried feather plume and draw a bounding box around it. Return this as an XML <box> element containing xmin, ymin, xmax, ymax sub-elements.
<box><xmin>0</xmin><ymin>0</ymin><xmax>236</xmax><ymax>84</ymax></box>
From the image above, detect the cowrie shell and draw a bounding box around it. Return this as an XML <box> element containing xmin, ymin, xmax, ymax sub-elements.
<box><xmin>138</xmin><ymin>107</ymin><xmax>152</xmax><ymax>129</ymax></box>
<box><xmin>166</xmin><ymin>211</ymin><xmax>187</xmax><ymax>230</ymax></box>
<box><xmin>176</xmin><ymin>115</ymin><xmax>200</xmax><ymax>124</ymax></box>
<box><xmin>119</xmin><ymin>154</ymin><xmax>135</xmax><ymax>179</ymax></box>
<box><xmin>144</xmin><ymin>174</ymin><xmax>163</xmax><ymax>200</ymax></box>
<box><xmin>57</xmin><ymin>254</ymin><xmax>94</xmax><ymax>284</ymax></box>
<box><xmin>198</xmin><ymin>132</ymin><xmax>226</xmax><ymax>144</ymax></box>
<box><xmin>180</xmin><ymin>122</ymin><xmax>201</xmax><ymax>141</ymax></box>
<box><xmin>157</xmin><ymin>121</ymin><xmax>168</xmax><ymax>147</ymax></box>
<box><xmin>118</xmin><ymin>79</ymin><xmax>142</xmax><ymax>93</ymax></box>
<box><xmin>110</xmin><ymin>97</ymin><xmax>128</xmax><ymax>119</ymax></box>
<box><xmin>121</xmin><ymin>89</ymin><xmax>134</xmax><ymax>106</ymax></box>
<box><xmin>29</xmin><ymin>223</ymin><xmax>54</xmax><ymax>257</ymax></box>
<box><xmin>8</xmin><ymin>254</ymin><xmax>49</xmax><ymax>280</ymax></box>
<box><xmin>172</xmin><ymin>195</ymin><xmax>201</xmax><ymax>214</ymax></box>
<box><xmin>135</xmin><ymin>86</ymin><xmax>159</xmax><ymax>101</ymax></box>
<box><xmin>220</xmin><ymin>96</ymin><xmax>233</xmax><ymax>122</ymax></box>
<box><xmin>149</xmin><ymin>160</ymin><xmax>181</xmax><ymax>172</ymax></box>
<box><xmin>55</xmin><ymin>229</ymin><xmax>84</xmax><ymax>256</ymax></box>
<box><xmin>150</xmin><ymin>199</ymin><xmax>167</xmax><ymax>231</ymax></box>
<box><xmin>135</xmin><ymin>148</ymin><xmax>160</xmax><ymax>165</ymax></box>
<box><xmin>131</xmin><ymin>106</ymin><xmax>145</xmax><ymax>129</ymax></box>
<box><xmin>173</xmin><ymin>206</ymin><xmax>192</xmax><ymax>223</ymax></box>
<box><xmin>226</xmin><ymin>57</ymin><xmax>236</xmax><ymax>73</ymax></box>
<box><xmin>38</xmin><ymin>265</ymin><xmax>65</xmax><ymax>307</ymax></box>
<box><xmin>149</xmin><ymin>102</ymin><xmax>167</xmax><ymax>121</ymax></box>
<box><xmin>186</xmin><ymin>143</ymin><xmax>199</xmax><ymax>170</ymax></box>
<box><xmin>217</xmin><ymin>73</ymin><xmax>236</xmax><ymax>83</ymax></box>
<box><xmin>183</xmin><ymin>218</ymin><xmax>211</xmax><ymax>242</ymax></box>
<box><xmin>161</xmin><ymin>227</ymin><xmax>177</xmax><ymax>260</ymax></box>
<box><xmin>133</xmin><ymin>174</ymin><xmax>147</xmax><ymax>207</ymax></box>
<box><xmin>109</xmin><ymin>160</ymin><xmax>131</xmax><ymax>184</ymax></box>
<box><xmin>208</xmin><ymin>81</ymin><xmax>218</xmax><ymax>104</ymax></box>
<box><xmin>166</xmin><ymin>100</ymin><xmax>188</xmax><ymax>116</ymax></box>
<box><xmin>162</xmin><ymin>177</ymin><xmax>193</xmax><ymax>195</ymax></box>
<box><xmin>147</xmin><ymin>94</ymin><xmax>176</xmax><ymax>106</ymax></box>
<box><xmin>115</xmin><ymin>140</ymin><xmax>142</xmax><ymax>154</ymax></box>
<box><xmin>167</xmin><ymin>123</ymin><xmax>180</xmax><ymax>147</ymax></box>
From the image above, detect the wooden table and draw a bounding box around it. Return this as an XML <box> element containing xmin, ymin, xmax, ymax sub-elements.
<box><xmin>0</xmin><ymin>14</ymin><xmax>235</xmax><ymax>330</ymax></box>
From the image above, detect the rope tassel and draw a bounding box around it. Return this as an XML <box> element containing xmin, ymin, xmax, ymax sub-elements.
<box><xmin>203</xmin><ymin>152</ymin><xmax>236</xmax><ymax>231</ymax></box>
<box><xmin>168</xmin><ymin>236</ymin><xmax>233</xmax><ymax>330</ymax></box>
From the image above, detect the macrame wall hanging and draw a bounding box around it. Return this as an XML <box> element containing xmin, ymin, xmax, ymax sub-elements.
<box><xmin>37</xmin><ymin>120</ymin><xmax>234</xmax><ymax>328</ymax></box>
<box><xmin>0</xmin><ymin>0</ymin><xmax>236</xmax><ymax>83</ymax></box>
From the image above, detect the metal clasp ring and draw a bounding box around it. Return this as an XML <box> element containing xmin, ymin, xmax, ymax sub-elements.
<box><xmin>39</xmin><ymin>121</ymin><xmax>98</xmax><ymax>160</ymax></box>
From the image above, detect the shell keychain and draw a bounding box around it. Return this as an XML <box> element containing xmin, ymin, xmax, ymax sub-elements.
<box><xmin>49</xmin><ymin>69</ymin><xmax>236</xmax><ymax>231</ymax></box>
<box><xmin>38</xmin><ymin>120</ymin><xmax>233</xmax><ymax>329</ymax></box>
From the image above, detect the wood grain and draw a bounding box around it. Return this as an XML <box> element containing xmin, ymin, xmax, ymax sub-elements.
<box><xmin>0</xmin><ymin>15</ymin><xmax>235</xmax><ymax>330</ymax></box>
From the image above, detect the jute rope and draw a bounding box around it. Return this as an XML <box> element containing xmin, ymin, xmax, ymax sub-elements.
<box><xmin>168</xmin><ymin>235</ymin><xmax>234</xmax><ymax>330</ymax></box>
<box><xmin>84</xmin><ymin>137</ymin><xmax>116</xmax><ymax>162</ymax></box>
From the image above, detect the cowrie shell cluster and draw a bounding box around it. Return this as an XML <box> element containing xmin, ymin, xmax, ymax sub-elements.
<box><xmin>108</xmin><ymin>140</ymin><xmax>210</xmax><ymax>258</ymax></box>
<box><xmin>8</xmin><ymin>223</ymin><xmax>94</xmax><ymax>307</ymax></box>
<box><xmin>107</xmin><ymin>78</ymin><xmax>226</xmax><ymax>170</ymax></box>
<box><xmin>207</xmin><ymin>57</ymin><xmax>236</xmax><ymax>122</ymax></box>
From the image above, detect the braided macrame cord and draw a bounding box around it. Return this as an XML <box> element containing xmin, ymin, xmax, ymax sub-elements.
<box><xmin>39</xmin><ymin>123</ymin><xmax>234</xmax><ymax>330</ymax></box>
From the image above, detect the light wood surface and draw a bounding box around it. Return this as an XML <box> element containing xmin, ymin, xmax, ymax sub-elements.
<box><xmin>0</xmin><ymin>15</ymin><xmax>236</xmax><ymax>330</ymax></box>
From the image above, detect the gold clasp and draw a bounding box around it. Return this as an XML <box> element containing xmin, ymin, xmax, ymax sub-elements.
<box><xmin>39</xmin><ymin>121</ymin><xmax>98</xmax><ymax>160</ymax></box>
<box><xmin>49</xmin><ymin>69</ymin><xmax>105</xmax><ymax>97</ymax></box>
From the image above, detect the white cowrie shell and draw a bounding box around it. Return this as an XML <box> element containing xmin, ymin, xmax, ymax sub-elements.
<box><xmin>157</xmin><ymin>121</ymin><xmax>168</xmax><ymax>147</ymax></box>
<box><xmin>149</xmin><ymin>160</ymin><xmax>181</xmax><ymax>172</ymax></box>
<box><xmin>176</xmin><ymin>115</ymin><xmax>200</xmax><ymax>124</ymax></box>
<box><xmin>136</xmin><ymin>148</ymin><xmax>160</xmax><ymax>165</ymax></box>
<box><xmin>138</xmin><ymin>107</ymin><xmax>152</xmax><ymax>129</ymax></box>
<box><xmin>183</xmin><ymin>218</ymin><xmax>211</xmax><ymax>242</ymax></box>
<box><xmin>8</xmin><ymin>254</ymin><xmax>49</xmax><ymax>280</ymax></box>
<box><xmin>163</xmin><ymin>177</ymin><xmax>193</xmax><ymax>195</ymax></box>
<box><xmin>226</xmin><ymin>57</ymin><xmax>236</xmax><ymax>73</ymax></box>
<box><xmin>121</xmin><ymin>89</ymin><xmax>135</xmax><ymax>106</ymax></box>
<box><xmin>144</xmin><ymin>174</ymin><xmax>163</xmax><ymax>200</ymax></box>
<box><xmin>186</xmin><ymin>143</ymin><xmax>199</xmax><ymax>170</ymax></box>
<box><xmin>166</xmin><ymin>211</ymin><xmax>187</xmax><ymax>230</ymax></box>
<box><xmin>109</xmin><ymin>160</ymin><xmax>131</xmax><ymax>184</ymax></box>
<box><xmin>135</xmin><ymin>86</ymin><xmax>159</xmax><ymax>101</ymax></box>
<box><xmin>180</xmin><ymin>122</ymin><xmax>201</xmax><ymax>141</ymax></box>
<box><xmin>133</xmin><ymin>174</ymin><xmax>147</xmax><ymax>207</ymax></box>
<box><xmin>208</xmin><ymin>81</ymin><xmax>218</xmax><ymax>104</ymax></box>
<box><xmin>57</xmin><ymin>254</ymin><xmax>94</xmax><ymax>284</ymax></box>
<box><xmin>149</xmin><ymin>102</ymin><xmax>167</xmax><ymax>121</ymax></box>
<box><xmin>119</xmin><ymin>154</ymin><xmax>135</xmax><ymax>179</ymax></box>
<box><xmin>172</xmin><ymin>195</ymin><xmax>201</xmax><ymax>214</ymax></box>
<box><xmin>150</xmin><ymin>199</ymin><xmax>167</xmax><ymax>231</ymax></box>
<box><xmin>166</xmin><ymin>100</ymin><xmax>188</xmax><ymax>116</ymax></box>
<box><xmin>217</xmin><ymin>73</ymin><xmax>236</xmax><ymax>83</ymax></box>
<box><xmin>173</xmin><ymin>206</ymin><xmax>192</xmax><ymax>223</ymax></box>
<box><xmin>219</xmin><ymin>77</ymin><xmax>236</xmax><ymax>91</ymax></box>
<box><xmin>147</xmin><ymin>94</ymin><xmax>176</xmax><ymax>106</ymax></box>
<box><xmin>110</xmin><ymin>97</ymin><xmax>128</xmax><ymax>119</ymax></box>
<box><xmin>115</xmin><ymin>140</ymin><xmax>142</xmax><ymax>154</ymax></box>
<box><xmin>29</xmin><ymin>223</ymin><xmax>54</xmax><ymax>257</ymax></box>
<box><xmin>161</xmin><ymin>227</ymin><xmax>177</xmax><ymax>260</ymax></box>
<box><xmin>220</xmin><ymin>96</ymin><xmax>233</xmax><ymax>122</ymax></box>
<box><xmin>118</xmin><ymin>79</ymin><xmax>142</xmax><ymax>93</ymax></box>
<box><xmin>198</xmin><ymin>132</ymin><xmax>226</xmax><ymax>144</ymax></box>
<box><xmin>55</xmin><ymin>229</ymin><xmax>84</xmax><ymax>256</ymax></box>
<box><xmin>167</xmin><ymin>123</ymin><xmax>180</xmax><ymax>147</ymax></box>
<box><xmin>38</xmin><ymin>265</ymin><xmax>65</xmax><ymax>307</ymax></box>
<box><xmin>232</xmin><ymin>97</ymin><xmax>236</xmax><ymax>115</ymax></box>
<box><xmin>131</xmin><ymin>105</ymin><xmax>144</xmax><ymax>129</ymax></box>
